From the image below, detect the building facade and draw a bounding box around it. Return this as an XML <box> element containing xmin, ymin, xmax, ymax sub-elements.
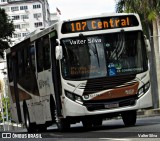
<box><xmin>0</xmin><ymin>0</ymin><xmax>59</xmax><ymax>81</ymax></box>
<box><xmin>50</xmin><ymin>12</ymin><xmax>60</xmax><ymax>25</ymax></box>
<box><xmin>0</xmin><ymin>0</ymin><xmax>59</xmax><ymax>117</ymax></box>
<box><xmin>0</xmin><ymin>0</ymin><xmax>52</xmax><ymax>46</ymax></box>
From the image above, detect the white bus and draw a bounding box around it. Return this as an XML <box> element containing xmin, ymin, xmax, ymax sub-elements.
<box><xmin>6</xmin><ymin>13</ymin><xmax>152</xmax><ymax>132</ymax></box>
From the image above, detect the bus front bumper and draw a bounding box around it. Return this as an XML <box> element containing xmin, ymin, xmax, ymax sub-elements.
<box><xmin>62</xmin><ymin>87</ymin><xmax>152</xmax><ymax>117</ymax></box>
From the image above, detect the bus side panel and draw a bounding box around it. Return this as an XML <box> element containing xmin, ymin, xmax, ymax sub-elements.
<box><xmin>139</xmin><ymin>87</ymin><xmax>152</xmax><ymax>108</ymax></box>
<box><xmin>36</xmin><ymin>70</ymin><xmax>52</xmax><ymax>97</ymax></box>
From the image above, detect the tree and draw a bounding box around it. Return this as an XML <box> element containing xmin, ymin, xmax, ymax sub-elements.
<box><xmin>116</xmin><ymin>0</ymin><xmax>160</xmax><ymax>108</ymax></box>
<box><xmin>0</xmin><ymin>78</ymin><xmax>11</xmax><ymax>123</ymax></box>
<box><xmin>0</xmin><ymin>8</ymin><xmax>15</xmax><ymax>58</ymax></box>
<box><xmin>0</xmin><ymin>97</ymin><xmax>11</xmax><ymax>122</ymax></box>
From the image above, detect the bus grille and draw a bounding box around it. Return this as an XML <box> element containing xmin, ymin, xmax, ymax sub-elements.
<box><xmin>81</xmin><ymin>75</ymin><xmax>136</xmax><ymax>94</ymax></box>
<box><xmin>84</xmin><ymin>96</ymin><xmax>137</xmax><ymax>111</ymax></box>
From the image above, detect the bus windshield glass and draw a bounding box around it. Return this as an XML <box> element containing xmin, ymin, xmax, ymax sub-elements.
<box><xmin>61</xmin><ymin>31</ymin><xmax>148</xmax><ymax>80</ymax></box>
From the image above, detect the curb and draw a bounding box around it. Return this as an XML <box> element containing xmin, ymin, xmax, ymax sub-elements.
<box><xmin>137</xmin><ymin>108</ymin><xmax>160</xmax><ymax>117</ymax></box>
<box><xmin>0</xmin><ymin>123</ymin><xmax>24</xmax><ymax>132</ymax></box>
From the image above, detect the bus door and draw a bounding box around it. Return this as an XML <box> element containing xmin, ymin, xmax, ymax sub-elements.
<box><xmin>35</xmin><ymin>35</ymin><xmax>51</xmax><ymax>97</ymax></box>
<box><xmin>35</xmin><ymin>35</ymin><xmax>52</xmax><ymax>123</ymax></box>
<box><xmin>12</xmin><ymin>52</ymin><xmax>22</xmax><ymax>123</ymax></box>
<box><xmin>49</xmin><ymin>31</ymin><xmax>62</xmax><ymax>117</ymax></box>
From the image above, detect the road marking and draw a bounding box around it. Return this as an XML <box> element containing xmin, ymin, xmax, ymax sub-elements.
<box><xmin>100</xmin><ymin>138</ymin><xmax>131</xmax><ymax>141</ymax></box>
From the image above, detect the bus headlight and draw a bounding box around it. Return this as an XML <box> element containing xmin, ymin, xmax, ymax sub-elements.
<box><xmin>65</xmin><ymin>90</ymin><xmax>83</xmax><ymax>105</ymax></box>
<box><xmin>138</xmin><ymin>87</ymin><xmax>144</xmax><ymax>97</ymax></box>
<box><xmin>144</xmin><ymin>82</ymin><xmax>150</xmax><ymax>92</ymax></box>
<box><xmin>138</xmin><ymin>82</ymin><xmax>150</xmax><ymax>98</ymax></box>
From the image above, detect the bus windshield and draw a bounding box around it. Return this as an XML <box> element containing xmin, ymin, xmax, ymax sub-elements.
<box><xmin>61</xmin><ymin>31</ymin><xmax>148</xmax><ymax>80</ymax></box>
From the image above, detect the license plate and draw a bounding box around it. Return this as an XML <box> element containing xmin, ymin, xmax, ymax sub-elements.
<box><xmin>105</xmin><ymin>103</ymin><xmax>119</xmax><ymax>109</ymax></box>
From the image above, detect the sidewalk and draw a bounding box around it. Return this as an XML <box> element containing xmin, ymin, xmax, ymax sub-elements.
<box><xmin>0</xmin><ymin>122</ymin><xmax>24</xmax><ymax>132</ymax></box>
<box><xmin>137</xmin><ymin>108</ymin><xmax>160</xmax><ymax>118</ymax></box>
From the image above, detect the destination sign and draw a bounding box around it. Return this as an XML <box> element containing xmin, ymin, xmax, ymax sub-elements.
<box><xmin>61</xmin><ymin>15</ymin><xmax>139</xmax><ymax>33</ymax></box>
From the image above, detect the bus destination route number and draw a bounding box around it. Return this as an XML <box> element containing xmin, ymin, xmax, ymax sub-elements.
<box><xmin>62</xmin><ymin>15</ymin><xmax>139</xmax><ymax>33</ymax></box>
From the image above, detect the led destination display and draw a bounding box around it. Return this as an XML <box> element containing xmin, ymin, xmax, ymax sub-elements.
<box><xmin>62</xmin><ymin>15</ymin><xmax>139</xmax><ymax>33</ymax></box>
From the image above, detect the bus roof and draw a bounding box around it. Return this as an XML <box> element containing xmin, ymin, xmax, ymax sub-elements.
<box><xmin>61</xmin><ymin>13</ymin><xmax>139</xmax><ymax>22</ymax></box>
<box><xmin>6</xmin><ymin>13</ymin><xmax>140</xmax><ymax>53</ymax></box>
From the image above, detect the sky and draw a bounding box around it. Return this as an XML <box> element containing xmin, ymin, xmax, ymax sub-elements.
<box><xmin>47</xmin><ymin>0</ymin><xmax>117</xmax><ymax>20</ymax></box>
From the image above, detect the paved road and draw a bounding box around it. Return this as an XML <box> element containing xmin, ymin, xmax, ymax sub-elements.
<box><xmin>44</xmin><ymin>116</ymin><xmax>160</xmax><ymax>138</ymax></box>
<box><xmin>1</xmin><ymin>116</ymin><xmax>160</xmax><ymax>140</ymax></box>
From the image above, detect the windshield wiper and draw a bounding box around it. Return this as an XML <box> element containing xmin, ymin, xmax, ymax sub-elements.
<box><xmin>79</xmin><ymin>33</ymin><xmax>96</xmax><ymax>54</ymax></box>
<box><xmin>93</xmin><ymin>42</ymin><xmax>100</xmax><ymax>67</ymax></box>
<box><xmin>79</xmin><ymin>33</ymin><xmax>100</xmax><ymax>67</ymax></box>
<box><xmin>110</xmin><ymin>29</ymin><xmax>125</xmax><ymax>60</ymax></box>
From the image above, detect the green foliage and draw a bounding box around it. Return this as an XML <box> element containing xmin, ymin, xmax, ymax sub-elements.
<box><xmin>0</xmin><ymin>97</ymin><xmax>11</xmax><ymax>122</ymax></box>
<box><xmin>115</xmin><ymin>0</ymin><xmax>160</xmax><ymax>38</ymax></box>
<box><xmin>148</xmin><ymin>10</ymin><xmax>157</xmax><ymax>21</ymax></box>
<box><xmin>0</xmin><ymin>8</ymin><xmax>15</xmax><ymax>50</ymax></box>
<box><xmin>116</xmin><ymin>0</ymin><xmax>125</xmax><ymax>13</ymax></box>
<box><xmin>116</xmin><ymin>0</ymin><xmax>159</xmax><ymax>21</ymax></box>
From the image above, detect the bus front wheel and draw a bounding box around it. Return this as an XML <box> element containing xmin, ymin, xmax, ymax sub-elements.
<box><xmin>56</xmin><ymin>118</ymin><xmax>70</xmax><ymax>132</ymax></box>
<box><xmin>82</xmin><ymin>118</ymin><xmax>102</xmax><ymax>129</ymax></box>
<box><xmin>50</xmin><ymin>96</ymin><xmax>70</xmax><ymax>132</ymax></box>
<box><xmin>121</xmin><ymin>110</ymin><xmax>137</xmax><ymax>127</ymax></box>
<box><xmin>82</xmin><ymin>119</ymin><xmax>92</xmax><ymax>129</ymax></box>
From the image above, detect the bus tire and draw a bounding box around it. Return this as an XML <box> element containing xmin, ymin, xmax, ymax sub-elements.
<box><xmin>121</xmin><ymin>110</ymin><xmax>137</xmax><ymax>127</ymax></box>
<box><xmin>50</xmin><ymin>96</ymin><xmax>56</xmax><ymax>123</ymax></box>
<box><xmin>50</xmin><ymin>96</ymin><xmax>70</xmax><ymax>132</ymax></box>
<box><xmin>92</xmin><ymin>118</ymin><xmax>103</xmax><ymax>127</ymax></box>
<box><xmin>56</xmin><ymin>118</ymin><xmax>70</xmax><ymax>132</ymax></box>
<box><xmin>82</xmin><ymin>119</ymin><xmax>93</xmax><ymax>129</ymax></box>
<box><xmin>23</xmin><ymin>104</ymin><xmax>37</xmax><ymax>133</ymax></box>
<box><xmin>37</xmin><ymin>124</ymin><xmax>47</xmax><ymax>132</ymax></box>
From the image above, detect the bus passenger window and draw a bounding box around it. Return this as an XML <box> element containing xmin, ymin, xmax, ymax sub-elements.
<box><xmin>29</xmin><ymin>45</ymin><xmax>36</xmax><ymax>70</ymax></box>
<box><xmin>36</xmin><ymin>38</ymin><xmax>43</xmax><ymax>72</ymax></box>
<box><xmin>7</xmin><ymin>55</ymin><xmax>13</xmax><ymax>82</ymax></box>
<box><xmin>14</xmin><ymin>53</ymin><xmax>19</xmax><ymax>79</ymax></box>
<box><xmin>43</xmin><ymin>35</ymin><xmax>51</xmax><ymax>70</ymax></box>
<box><xmin>24</xmin><ymin>47</ymin><xmax>29</xmax><ymax>74</ymax></box>
<box><xmin>18</xmin><ymin>50</ymin><xmax>23</xmax><ymax>78</ymax></box>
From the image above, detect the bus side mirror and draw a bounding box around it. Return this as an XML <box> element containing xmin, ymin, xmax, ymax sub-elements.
<box><xmin>144</xmin><ymin>36</ymin><xmax>151</xmax><ymax>52</ymax></box>
<box><xmin>145</xmin><ymin>39</ymin><xmax>151</xmax><ymax>52</ymax></box>
<box><xmin>55</xmin><ymin>45</ymin><xmax>63</xmax><ymax>60</ymax></box>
